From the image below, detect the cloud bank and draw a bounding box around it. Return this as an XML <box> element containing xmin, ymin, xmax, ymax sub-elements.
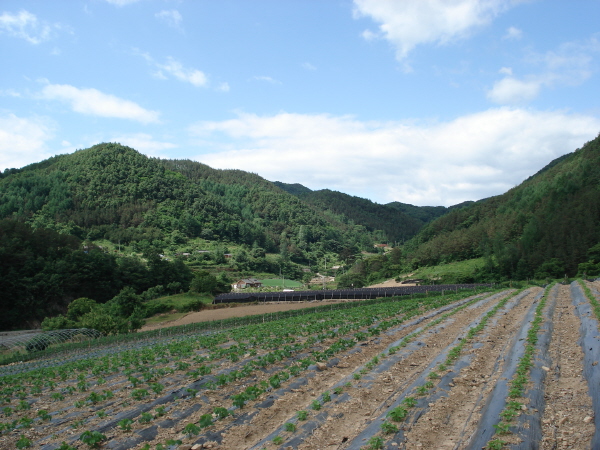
<box><xmin>191</xmin><ymin>109</ymin><xmax>600</xmax><ymax>206</ymax></box>
<box><xmin>39</xmin><ymin>83</ymin><xmax>160</xmax><ymax>123</ymax></box>
<box><xmin>353</xmin><ymin>0</ymin><xmax>518</xmax><ymax>61</ymax></box>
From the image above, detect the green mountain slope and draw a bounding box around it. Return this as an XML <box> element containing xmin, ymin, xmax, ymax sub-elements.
<box><xmin>0</xmin><ymin>143</ymin><xmax>389</xmax><ymax>256</ymax></box>
<box><xmin>405</xmin><ymin>133</ymin><xmax>600</xmax><ymax>279</ymax></box>
<box><xmin>273</xmin><ymin>183</ymin><xmax>424</xmax><ymax>243</ymax></box>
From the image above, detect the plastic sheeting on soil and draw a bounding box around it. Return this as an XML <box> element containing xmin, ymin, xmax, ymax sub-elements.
<box><xmin>214</xmin><ymin>284</ymin><xmax>493</xmax><ymax>304</ymax></box>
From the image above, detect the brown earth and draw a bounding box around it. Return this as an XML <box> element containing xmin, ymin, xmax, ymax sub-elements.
<box><xmin>3</xmin><ymin>284</ymin><xmax>600</xmax><ymax>450</ymax></box>
<box><xmin>140</xmin><ymin>299</ymin><xmax>354</xmax><ymax>331</ymax></box>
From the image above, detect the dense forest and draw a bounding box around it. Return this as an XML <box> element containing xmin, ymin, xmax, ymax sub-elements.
<box><xmin>3</xmin><ymin>134</ymin><xmax>600</xmax><ymax>329</ymax></box>
<box><xmin>0</xmin><ymin>143</ymin><xmax>392</xmax><ymax>257</ymax></box>
<box><xmin>0</xmin><ymin>143</ymin><xmax>422</xmax><ymax>329</ymax></box>
<box><xmin>275</xmin><ymin>183</ymin><xmax>431</xmax><ymax>243</ymax></box>
<box><xmin>402</xmin><ymin>133</ymin><xmax>600</xmax><ymax>280</ymax></box>
<box><xmin>0</xmin><ymin>219</ymin><xmax>192</xmax><ymax>330</ymax></box>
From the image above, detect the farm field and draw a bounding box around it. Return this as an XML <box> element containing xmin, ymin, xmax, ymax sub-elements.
<box><xmin>1</xmin><ymin>282</ymin><xmax>599</xmax><ymax>449</ymax></box>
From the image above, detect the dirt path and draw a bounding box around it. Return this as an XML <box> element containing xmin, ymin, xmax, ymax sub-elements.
<box><xmin>540</xmin><ymin>284</ymin><xmax>594</xmax><ymax>448</ymax></box>
<box><xmin>140</xmin><ymin>300</ymin><xmax>351</xmax><ymax>331</ymax></box>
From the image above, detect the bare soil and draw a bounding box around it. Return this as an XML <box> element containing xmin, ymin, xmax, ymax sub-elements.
<box><xmin>141</xmin><ymin>299</ymin><xmax>353</xmax><ymax>331</ymax></box>
<box><xmin>3</xmin><ymin>283</ymin><xmax>600</xmax><ymax>450</ymax></box>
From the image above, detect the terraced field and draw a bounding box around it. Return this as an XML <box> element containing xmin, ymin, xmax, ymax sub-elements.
<box><xmin>1</xmin><ymin>281</ymin><xmax>599</xmax><ymax>449</ymax></box>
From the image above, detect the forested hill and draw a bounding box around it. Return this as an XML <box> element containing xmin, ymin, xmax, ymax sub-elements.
<box><xmin>385</xmin><ymin>200</ymin><xmax>474</xmax><ymax>224</ymax></box>
<box><xmin>273</xmin><ymin>183</ymin><xmax>425</xmax><ymax>243</ymax></box>
<box><xmin>404</xmin><ymin>133</ymin><xmax>600</xmax><ymax>279</ymax></box>
<box><xmin>0</xmin><ymin>143</ymin><xmax>404</xmax><ymax>254</ymax></box>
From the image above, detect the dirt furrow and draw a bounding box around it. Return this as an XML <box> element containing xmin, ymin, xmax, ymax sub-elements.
<box><xmin>537</xmin><ymin>284</ymin><xmax>594</xmax><ymax>449</ymax></box>
<box><xmin>251</xmin><ymin>291</ymin><xmax>511</xmax><ymax>450</ymax></box>
<box><xmin>394</xmin><ymin>288</ymin><xmax>541</xmax><ymax>449</ymax></box>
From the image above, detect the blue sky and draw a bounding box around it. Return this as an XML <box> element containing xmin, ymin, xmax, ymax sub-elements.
<box><xmin>1</xmin><ymin>0</ymin><xmax>599</xmax><ymax>206</ymax></box>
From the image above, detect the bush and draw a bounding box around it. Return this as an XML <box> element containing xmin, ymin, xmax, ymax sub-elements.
<box><xmin>41</xmin><ymin>315</ymin><xmax>76</xmax><ymax>331</ymax></box>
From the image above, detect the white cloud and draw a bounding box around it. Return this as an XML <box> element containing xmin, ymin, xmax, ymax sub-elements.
<box><xmin>217</xmin><ymin>82</ymin><xmax>230</xmax><ymax>92</ymax></box>
<box><xmin>353</xmin><ymin>0</ymin><xmax>519</xmax><ymax>60</ymax></box>
<box><xmin>135</xmin><ymin>50</ymin><xmax>210</xmax><ymax>88</ymax></box>
<box><xmin>503</xmin><ymin>26</ymin><xmax>522</xmax><ymax>40</ymax></box>
<box><xmin>105</xmin><ymin>0</ymin><xmax>142</xmax><ymax>6</ymax></box>
<box><xmin>156</xmin><ymin>57</ymin><xmax>207</xmax><ymax>87</ymax></box>
<box><xmin>0</xmin><ymin>10</ymin><xmax>59</xmax><ymax>44</ymax></box>
<box><xmin>254</xmin><ymin>76</ymin><xmax>282</xmax><ymax>85</ymax></box>
<box><xmin>110</xmin><ymin>133</ymin><xmax>176</xmax><ymax>157</ymax></box>
<box><xmin>487</xmin><ymin>77</ymin><xmax>541</xmax><ymax>104</ymax></box>
<box><xmin>302</xmin><ymin>62</ymin><xmax>317</xmax><ymax>71</ymax></box>
<box><xmin>155</xmin><ymin>10</ymin><xmax>182</xmax><ymax>29</ymax></box>
<box><xmin>0</xmin><ymin>114</ymin><xmax>54</xmax><ymax>170</ymax></box>
<box><xmin>190</xmin><ymin>109</ymin><xmax>600</xmax><ymax>206</ymax></box>
<box><xmin>487</xmin><ymin>36</ymin><xmax>600</xmax><ymax>105</ymax></box>
<box><xmin>39</xmin><ymin>83</ymin><xmax>160</xmax><ymax>123</ymax></box>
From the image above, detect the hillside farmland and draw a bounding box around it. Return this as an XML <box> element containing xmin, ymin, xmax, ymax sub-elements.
<box><xmin>0</xmin><ymin>282</ymin><xmax>599</xmax><ymax>449</ymax></box>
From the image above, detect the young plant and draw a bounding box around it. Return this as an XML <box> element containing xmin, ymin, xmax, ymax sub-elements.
<box><xmin>183</xmin><ymin>422</ymin><xmax>201</xmax><ymax>436</ymax></box>
<box><xmin>311</xmin><ymin>400</ymin><xmax>321</xmax><ymax>411</ymax></box>
<box><xmin>154</xmin><ymin>406</ymin><xmax>166</xmax><ymax>417</ymax></box>
<box><xmin>284</xmin><ymin>422</ymin><xmax>296</xmax><ymax>432</ymax></box>
<box><xmin>138</xmin><ymin>412</ymin><xmax>153</xmax><ymax>423</ymax></box>
<box><xmin>297</xmin><ymin>410</ymin><xmax>308</xmax><ymax>421</ymax></box>
<box><xmin>387</xmin><ymin>406</ymin><xmax>408</xmax><ymax>422</ymax></box>
<box><xmin>366</xmin><ymin>436</ymin><xmax>384</xmax><ymax>449</ymax></box>
<box><xmin>80</xmin><ymin>430</ymin><xmax>106</xmax><ymax>448</ymax></box>
<box><xmin>131</xmin><ymin>389</ymin><xmax>149</xmax><ymax>400</ymax></box>
<box><xmin>487</xmin><ymin>438</ymin><xmax>507</xmax><ymax>450</ymax></box>
<box><xmin>381</xmin><ymin>421</ymin><xmax>399</xmax><ymax>434</ymax></box>
<box><xmin>56</xmin><ymin>442</ymin><xmax>77</xmax><ymax>450</ymax></box>
<box><xmin>322</xmin><ymin>391</ymin><xmax>331</xmax><ymax>402</ymax></box>
<box><xmin>213</xmin><ymin>407</ymin><xmax>230</xmax><ymax>420</ymax></box>
<box><xmin>16</xmin><ymin>435</ymin><xmax>32</xmax><ymax>449</ymax></box>
<box><xmin>118</xmin><ymin>418</ymin><xmax>133</xmax><ymax>431</ymax></box>
<box><xmin>272</xmin><ymin>436</ymin><xmax>284</xmax><ymax>445</ymax></box>
<box><xmin>199</xmin><ymin>414</ymin><xmax>213</xmax><ymax>428</ymax></box>
<box><xmin>402</xmin><ymin>397</ymin><xmax>417</xmax><ymax>408</ymax></box>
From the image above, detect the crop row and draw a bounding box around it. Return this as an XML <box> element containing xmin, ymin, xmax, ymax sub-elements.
<box><xmin>0</xmin><ymin>288</ymin><xmax>495</xmax><ymax>449</ymax></box>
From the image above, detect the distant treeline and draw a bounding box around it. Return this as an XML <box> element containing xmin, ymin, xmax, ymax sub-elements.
<box><xmin>403</xmin><ymin>133</ymin><xmax>600</xmax><ymax>280</ymax></box>
<box><xmin>0</xmin><ymin>219</ymin><xmax>192</xmax><ymax>330</ymax></box>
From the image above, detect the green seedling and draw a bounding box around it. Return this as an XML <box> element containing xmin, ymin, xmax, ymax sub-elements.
<box><xmin>38</xmin><ymin>409</ymin><xmax>52</xmax><ymax>420</ymax></box>
<box><xmin>80</xmin><ymin>430</ymin><xmax>106</xmax><ymax>448</ymax></box>
<box><xmin>297</xmin><ymin>410</ymin><xmax>308</xmax><ymax>421</ymax></box>
<box><xmin>213</xmin><ymin>407</ymin><xmax>230</xmax><ymax>420</ymax></box>
<box><xmin>486</xmin><ymin>438</ymin><xmax>506</xmax><ymax>450</ymax></box>
<box><xmin>387</xmin><ymin>406</ymin><xmax>408</xmax><ymax>422</ymax></box>
<box><xmin>138</xmin><ymin>412</ymin><xmax>153</xmax><ymax>423</ymax></box>
<box><xmin>71</xmin><ymin>419</ymin><xmax>84</xmax><ymax>429</ymax></box>
<box><xmin>366</xmin><ymin>436</ymin><xmax>384</xmax><ymax>449</ymax></box>
<box><xmin>272</xmin><ymin>436</ymin><xmax>284</xmax><ymax>445</ymax></box>
<box><xmin>493</xmin><ymin>422</ymin><xmax>511</xmax><ymax>435</ymax></box>
<box><xmin>402</xmin><ymin>397</ymin><xmax>417</xmax><ymax>408</ymax></box>
<box><xmin>311</xmin><ymin>400</ymin><xmax>321</xmax><ymax>411</ymax></box>
<box><xmin>131</xmin><ymin>389</ymin><xmax>149</xmax><ymax>400</ymax></box>
<box><xmin>118</xmin><ymin>418</ymin><xmax>133</xmax><ymax>431</ymax></box>
<box><xmin>381</xmin><ymin>421</ymin><xmax>399</xmax><ymax>434</ymax></box>
<box><xmin>284</xmin><ymin>422</ymin><xmax>296</xmax><ymax>432</ymax></box>
<box><xmin>322</xmin><ymin>391</ymin><xmax>331</xmax><ymax>402</ymax></box>
<box><xmin>184</xmin><ymin>422</ymin><xmax>201</xmax><ymax>436</ymax></box>
<box><xmin>199</xmin><ymin>414</ymin><xmax>213</xmax><ymax>428</ymax></box>
<box><xmin>16</xmin><ymin>435</ymin><xmax>32</xmax><ymax>449</ymax></box>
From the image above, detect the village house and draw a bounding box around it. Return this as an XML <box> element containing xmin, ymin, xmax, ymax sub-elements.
<box><xmin>231</xmin><ymin>278</ymin><xmax>262</xmax><ymax>290</ymax></box>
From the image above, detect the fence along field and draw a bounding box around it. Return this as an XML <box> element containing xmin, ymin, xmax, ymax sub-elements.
<box><xmin>0</xmin><ymin>282</ymin><xmax>599</xmax><ymax>449</ymax></box>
